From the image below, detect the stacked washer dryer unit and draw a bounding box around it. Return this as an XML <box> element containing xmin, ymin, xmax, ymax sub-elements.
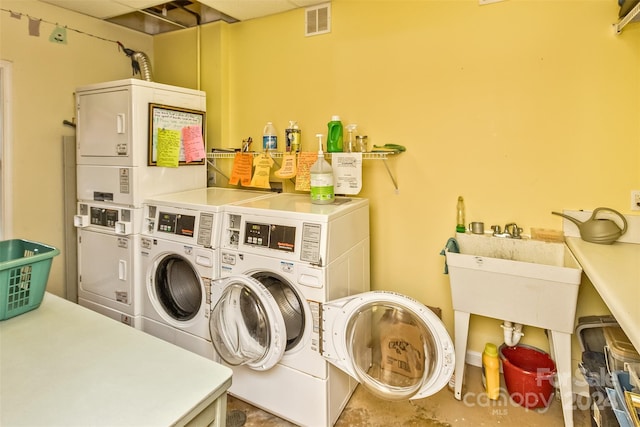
<box><xmin>210</xmin><ymin>193</ymin><xmax>456</xmax><ymax>426</ymax></box>
<box><xmin>74</xmin><ymin>79</ymin><xmax>206</xmax><ymax>328</ymax></box>
<box><xmin>139</xmin><ymin>187</ymin><xmax>276</xmax><ymax>359</ymax></box>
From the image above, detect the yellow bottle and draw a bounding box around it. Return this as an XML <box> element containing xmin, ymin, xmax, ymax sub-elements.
<box><xmin>456</xmin><ymin>196</ymin><xmax>466</xmax><ymax>232</ymax></box>
<box><xmin>482</xmin><ymin>343</ymin><xmax>500</xmax><ymax>400</ymax></box>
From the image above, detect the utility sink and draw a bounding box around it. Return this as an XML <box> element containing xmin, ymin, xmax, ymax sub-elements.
<box><xmin>446</xmin><ymin>232</ymin><xmax>583</xmax><ymax>333</ymax></box>
<box><xmin>446</xmin><ymin>232</ymin><xmax>583</xmax><ymax>426</ymax></box>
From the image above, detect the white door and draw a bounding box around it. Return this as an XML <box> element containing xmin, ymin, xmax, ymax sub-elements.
<box><xmin>209</xmin><ymin>276</ymin><xmax>455</xmax><ymax>401</ymax></box>
<box><xmin>321</xmin><ymin>291</ymin><xmax>455</xmax><ymax>400</ymax></box>
<box><xmin>77</xmin><ymin>89</ymin><xmax>131</xmax><ymax>163</ymax></box>
<box><xmin>0</xmin><ymin>60</ymin><xmax>13</xmax><ymax>239</ymax></box>
<box><xmin>77</xmin><ymin>229</ymin><xmax>135</xmax><ymax>313</ymax></box>
<box><xmin>209</xmin><ymin>276</ymin><xmax>287</xmax><ymax>370</ymax></box>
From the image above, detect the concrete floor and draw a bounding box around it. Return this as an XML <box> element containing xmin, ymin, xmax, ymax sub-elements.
<box><xmin>226</xmin><ymin>364</ymin><xmax>591</xmax><ymax>426</ymax></box>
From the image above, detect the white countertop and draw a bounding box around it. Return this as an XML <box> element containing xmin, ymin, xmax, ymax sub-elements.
<box><xmin>566</xmin><ymin>237</ymin><xmax>640</xmax><ymax>353</ymax></box>
<box><xmin>0</xmin><ymin>293</ymin><xmax>232</xmax><ymax>426</ymax></box>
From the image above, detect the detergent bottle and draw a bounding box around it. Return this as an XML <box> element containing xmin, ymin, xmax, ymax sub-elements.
<box><xmin>327</xmin><ymin>116</ymin><xmax>343</xmax><ymax>152</ymax></box>
<box><xmin>482</xmin><ymin>343</ymin><xmax>500</xmax><ymax>400</ymax></box>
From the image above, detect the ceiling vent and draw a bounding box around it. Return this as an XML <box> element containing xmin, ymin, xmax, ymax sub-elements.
<box><xmin>305</xmin><ymin>3</ymin><xmax>330</xmax><ymax>36</ymax></box>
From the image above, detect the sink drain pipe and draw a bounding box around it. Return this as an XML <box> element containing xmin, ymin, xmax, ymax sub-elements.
<box><xmin>501</xmin><ymin>321</ymin><xmax>524</xmax><ymax>346</ymax></box>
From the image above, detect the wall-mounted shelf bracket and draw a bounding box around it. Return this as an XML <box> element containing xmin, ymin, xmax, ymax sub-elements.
<box><xmin>615</xmin><ymin>1</ymin><xmax>640</xmax><ymax>34</ymax></box>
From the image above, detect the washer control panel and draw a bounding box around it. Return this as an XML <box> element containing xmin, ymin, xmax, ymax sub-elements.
<box><xmin>223</xmin><ymin>213</ymin><xmax>323</xmax><ymax>265</ymax></box>
<box><xmin>144</xmin><ymin>204</ymin><xmax>215</xmax><ymax>248</ymax></box>
<box><xmin>245</xmin><ymin>222</ymin><xmax>296</xmax><ymax>253</ymax></box>
<box><xmin>158</xmin><ymin>211</ymin><xmax>195</xmax><ymax>237</ymax></box>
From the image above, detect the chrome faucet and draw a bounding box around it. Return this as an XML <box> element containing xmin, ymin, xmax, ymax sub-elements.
<box><xmin>504</xmin><ymin>223</ymin><xmax>523</xmax><ymax>239</ymax></box>
<box><xmin>491</xmin><ymin>223</ymin><xmax>523</xmax><ymax>238</ymax></box>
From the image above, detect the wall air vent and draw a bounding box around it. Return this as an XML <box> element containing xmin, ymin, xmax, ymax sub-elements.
<box><xmin>305</xmin><ymin>3</ymin><xmax>331</xmax><ymax>37</ymax></box>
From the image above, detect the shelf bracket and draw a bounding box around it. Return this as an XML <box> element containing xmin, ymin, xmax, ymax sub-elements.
<box><xmin>614</xmin><ymin>1</ymin><xmax>640</xmax><ymax>34</ymax></box>
<box><xmin>206</xmin><ymin>158</ymin><xmax>230</xmax><ymax>181</ymax></box>
<box><xmin>381</xmin><ymin>158</ymin><xmax>399</xmax><ymax>194</ymax></box>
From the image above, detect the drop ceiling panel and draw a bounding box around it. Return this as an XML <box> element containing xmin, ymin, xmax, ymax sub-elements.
<box><xmin>114</xmin><ymin>1</ymin><xmax>166</xmax><ymax>8</ymax></box>
<box><xmin>39</xmin><ymin>0</ymin><xmax>329</xmax><ymax>30</ymax></box>
<box><xmin>199</xmin><ymin>0</ymin><xmax>323</xmax><ymax>21</ymax></box>
<box><xmin>39</xmin><ymin>0</ymin><xmax>137</xmax><ymax>19</ymax></box>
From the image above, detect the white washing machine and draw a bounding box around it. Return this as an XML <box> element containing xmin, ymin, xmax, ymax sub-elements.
<box><xmin>211</xmin><ymin>193</ymin><xmax>455</xmax><ymax>426</ymax></box>
<box><xmin>75</xmin><ymin>201</ymin><xmax>143</xmax><ymax>327</ymax></box>
<box><xmin>139</xmin><ymin>187</ymin><xmax>276</xmax><ymax>359</ymax></box>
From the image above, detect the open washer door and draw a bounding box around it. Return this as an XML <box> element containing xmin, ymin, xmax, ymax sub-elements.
<box><xmin>322</xmin><ymin>291</ymin><xmax>455</xmax><ymax>401</ymax></box>
<box><xmin>209</xmin><ymin>276</ymin><xmax>286</xmax><ymax>371</ymax></box>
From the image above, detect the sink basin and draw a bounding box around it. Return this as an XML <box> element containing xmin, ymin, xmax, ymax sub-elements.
<box><xmin>445</xmin><ymin>233</ymin><xmax>583</xmax><ymax>333</ymax></box>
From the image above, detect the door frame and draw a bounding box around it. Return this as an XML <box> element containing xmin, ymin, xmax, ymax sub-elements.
<box><xmin>0</xmin><ymin>60</ymin><xmax>13</xmax><ymax>240</ymax></box>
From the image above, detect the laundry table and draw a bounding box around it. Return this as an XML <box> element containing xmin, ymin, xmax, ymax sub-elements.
<box><xmin>566</xmin><ymin>236</ymin><xmax>640</xmax><ymax>352</ymax></box>
<box><xmin>0</xmin><ymin>292</ymin><xmax>232</xmax><ymax>426</ymax></box>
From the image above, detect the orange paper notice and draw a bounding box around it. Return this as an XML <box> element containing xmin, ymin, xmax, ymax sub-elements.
<box><xmin>181</xmin><ymin>125</ymin><xmax>205</xmax><ymax>163</ymax></box>
<box><xmin>250</xmin><ymin>153</ymin><xmax>274</xmax><ymax>189</ymax></box>
<box><xmin>229</xmin><ymin>152</ymin><xmax>253</xmax><ymax>186</ymax></box>
<box><xmin>294</xmin><ymin>152</ymin><xmax>318</xmax><ymax>192</ymax></box>
<box><xmin>274</xmin><ymin>153</ymin><xmax>297</xmax><ymax>179</ymax></box>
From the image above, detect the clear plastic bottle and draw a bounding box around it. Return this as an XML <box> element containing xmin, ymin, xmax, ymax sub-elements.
<box><xmin>285</xmin><ymin>121</ymin><xmax>301</xmax><ymax>153</ymax></box>
<box><xmin>263</xmin><ymin>121</ymin><xmax>277</xmax><ymax>150</ymax></box>
<box><xmin>356</xmin><ymin>135</ymin><xmax>368</xmax><ymax>152</ymax></box>
<box><xmin>345</xmin><ymin>124</ymin><xmax>357</xmax><ymax>152</ymax></box>
<box><xmin>456</xmin><ymin>196</ymin><xmax>466</xmax><ymax>233</ymax></box>
<box><xmin>310</xmin><ymin>134</ymin><xmax>334</xmax><ymax>205</ymax></box>
<box><xmin>327</xmin><ymin>115</ymin><xmax>343</xmax><ymax>153</ymax></box>
<box><xmin>482</xmin><ymin>343</ymin><xmax>500</xmax><ymax>400</ymax></box>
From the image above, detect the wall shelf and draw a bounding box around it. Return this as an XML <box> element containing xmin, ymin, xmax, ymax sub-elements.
<box><xmin>206</xmin><ymin>151</ymin><xmax>402</xmax><ymax>192</ymax></box>
<box><xmin>615</xmin><ymin>1</ymin><xmax>640</xmax><ymax>34</ymax></box>
<box><xmin>206</xmin><ymin>151</ymin><xmax>399</xmax><ymax>160</ymax></box>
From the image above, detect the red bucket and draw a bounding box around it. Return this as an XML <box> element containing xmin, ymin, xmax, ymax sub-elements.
<box><xmin>499</xmin><ymin>344</ymin><xmax>557</xmax><ymax>409</ymax></box>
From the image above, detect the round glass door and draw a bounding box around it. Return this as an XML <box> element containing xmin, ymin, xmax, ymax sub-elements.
<box><xmin>325</xmin><ymin>292</ymin><xmax>454</xmax><ymax>401</ymax></box>
<box><xmin>209</xmin><ymin>276</ymin><xmax>286</xmax><ymax>370</ymax></box>
<box><xmin>251</xmin><ymin>272</ymin><xmax>304</xmax><ymax>351</ymax></box>
<box><xmin>154</xmin><ymin>255</ymin><xmax>201</xmax><ymax>321</ymax></box>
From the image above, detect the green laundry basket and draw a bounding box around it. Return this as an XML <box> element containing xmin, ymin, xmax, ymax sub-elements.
<box><xmin>0</xmin><ymin>239</ymin><xmax>60</xmax><ymax>320</ymax></box>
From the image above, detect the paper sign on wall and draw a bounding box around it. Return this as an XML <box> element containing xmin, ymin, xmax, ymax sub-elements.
<box><xmin>182</xmin><ymin>125</ymin><xmax>205</xmax><ymax>163</ymax></box>
<box><xmin>274</xmin><ymin>153</ymin><xmax>297</xmax><ymax>179</ymax></box>
<box><xmin>332</xmin><ymin>153</ymin><xmax>362</xmax><ymax>195</ymax></box>
<box><xmin>148</xmin><ymin>104</ymin><xmax>205</xmax><ymax>166</ymax></box>
<box><xmin>156</xmin><ymin>128</ymin><xmax>180</xmax><ymax>168</ymax></box>
<box><xmin>250</xmin><ymin>153</ymin><xmax>274</xmax><ymax>189</ymax></box>
<box><xmin>295</xmin><ymin>152</ymin><xmax>318</xmax><ymax>192</ymax></box>
<box><xmin>229</xmin><ymin>152</ymin><xmax>253</xmax><ymax>186</ymax></box>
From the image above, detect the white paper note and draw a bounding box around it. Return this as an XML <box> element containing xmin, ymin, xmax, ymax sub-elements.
<box><xmin>332</xmin><ymin>153</ymin><xmax>362</xmax><ymax>195</ymax></box>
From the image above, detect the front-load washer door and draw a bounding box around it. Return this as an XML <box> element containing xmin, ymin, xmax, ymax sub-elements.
<box><xmin>322</xmin><ymin>291</ymin><xmax>455</xmax><ymax>401</ymax></box>
<box><xmin>209</xmin><ymin>276</ymin><xmax>286</xmax><ymax>371</ymax></box>
<box><xmin>153</xmin><ymin>254</ymin><xmax>202</xmax><ymax>321</ymax></box>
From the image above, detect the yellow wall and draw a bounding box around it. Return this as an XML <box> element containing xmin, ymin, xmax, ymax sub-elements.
<box><xmin>0</xmin><ymin>0</ymin><xmax>153</xmax><ymax>296</ymax></box>
<box><xmin>155</xmin><ymin>0</ymin><xmax>640</xmax><ymax>357</ymax></box>
<box><xmin>1</xmin><ymin>0</ymin><xmax>638</xmax><ymax>364</ymax></box>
